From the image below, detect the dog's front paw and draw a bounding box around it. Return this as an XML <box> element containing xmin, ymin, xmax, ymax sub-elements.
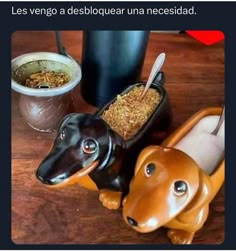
<box><xmin>167</xmin><ymin>229</ymin><xmax>194</xmax><ymax>244</ymax></box>
<box><xmin>99</xmin><ymin>189</ymin><xmax>122</xmax><ymax>210</ymax></box>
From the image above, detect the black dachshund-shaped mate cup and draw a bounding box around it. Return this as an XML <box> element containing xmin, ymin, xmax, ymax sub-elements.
<box><xmin>36</xmin><ymin>72</ymin><xmax>171</xmax><ymax>209</ymax></box>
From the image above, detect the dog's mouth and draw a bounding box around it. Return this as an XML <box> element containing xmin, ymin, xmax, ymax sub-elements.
<box><xmin>36</xmin><ymin>146</ymin><xmax>100</xmax><ymax>186</ymax></box>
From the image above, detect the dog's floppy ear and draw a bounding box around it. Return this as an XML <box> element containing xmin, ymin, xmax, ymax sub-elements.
<box><xmin>181</xmin><ymin>170</ymin><xmax>212</xmax><ymax>215</ymax></box>
<box><xmin>134</xmin><ymin>145</ymin><xmax>164</xmax><ymax>176</ymax></box>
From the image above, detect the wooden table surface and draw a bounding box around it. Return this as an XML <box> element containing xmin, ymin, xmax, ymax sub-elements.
<box><xmin>11</xmin><ymin>31</ymin><xmax>224</xmax><ymax>245</ymax></box>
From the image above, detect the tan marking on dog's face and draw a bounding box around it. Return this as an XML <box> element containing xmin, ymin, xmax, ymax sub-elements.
<box><xmin>47</xmin><ymin>161</ymin><xmax>99</xmax><ymax>191</ymax></box>
<box><xmin>123</xmin><ymin>146</ymin><xmax>200</xmax><ymax>233</ymax></box>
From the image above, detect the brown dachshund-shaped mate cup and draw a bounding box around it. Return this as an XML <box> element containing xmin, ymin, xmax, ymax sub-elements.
<box><xmin>122</xmin><ymin>107</ymin><xmax>224</xmax><ymax>244</ymax></box>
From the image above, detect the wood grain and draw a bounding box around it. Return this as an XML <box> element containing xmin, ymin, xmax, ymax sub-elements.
<box><xmin>11</xmin><ymin>31</ymin><xmax>224</xmax><ymax>244</ymax></box>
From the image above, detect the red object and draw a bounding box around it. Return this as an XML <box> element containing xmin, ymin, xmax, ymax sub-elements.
<box><xmin>186</xmin><ymin>30</ymin><xmax>224</xmax><ymax>45</ymax></box>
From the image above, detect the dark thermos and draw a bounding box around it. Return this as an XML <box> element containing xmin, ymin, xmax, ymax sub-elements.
<box><xmin>80</xmin><ymin>31</ymin><xmax>150</xmax><ymax>107</ymax></box>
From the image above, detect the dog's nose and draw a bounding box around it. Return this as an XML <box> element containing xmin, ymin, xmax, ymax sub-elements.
<box><xmin>36</xmin><ymin>173</ymin><xmax>52</xmax><ymax>185</ymax></box>
<box><xmin>127</xmin><ymin>216</ymin><xmax>138</xmax><ymax>227</ymax></box>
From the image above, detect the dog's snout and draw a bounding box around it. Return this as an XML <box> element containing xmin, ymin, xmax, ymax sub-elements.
<box><xmin>36</xmin><ymin>171</ymin><xmax>52</xmax><ymax>185</ymax></box>
<box><xmin>37</xmin><ymin>173</ymin><xmax>44</xmax><ymax>183</ymax></box>
<box><xmin>127</xmin><ymin>216</ymin><xmax>138</xmax><ymax>227</ymax></box>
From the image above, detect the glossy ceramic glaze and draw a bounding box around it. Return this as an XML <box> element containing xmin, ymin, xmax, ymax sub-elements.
<box><xmin>122</xmin><ymin>107</ymin><xmax>224</xmax><ymax>244</ymax></box>
<box><xmin>36</xmin><ymin>113</ymin><xmax>124</xmax><ymax>190</ymax></box>
<box><xmin>36</xmin><ymin>71</ymin><xmax>172</xmax><ymax>209</ymax></box>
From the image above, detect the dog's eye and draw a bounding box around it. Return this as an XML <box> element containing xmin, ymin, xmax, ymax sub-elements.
<box><xmin>145</xmin><ymin>163</ymin><xmax>156</xmax><ymax>177</ymax></box>
<box><xmin>82</xmin><ymin>138</ymin><xmax>98</xmax><ymax>154</ymax></box>
<box><xmin>59</xmin><ymin>128</ymin><xmax>66</xmax><ymax>140</ymax></box>
<box><xmin>173</xmin><ymin>180</ymin><xmax>187</xmax><ymax>196</ymax></box>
